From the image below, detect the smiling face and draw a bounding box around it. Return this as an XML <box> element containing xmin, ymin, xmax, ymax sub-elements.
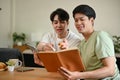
<box><xmin>52</xmin><ymin>15</ymin><xmax>69</xmax><ymax>38</ymax></box>
<box><xmin>74</xmin><ymin>13</ymin><xmax>94</xmax><ymax>34</ymax></box>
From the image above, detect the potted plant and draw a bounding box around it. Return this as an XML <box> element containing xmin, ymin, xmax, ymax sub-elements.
<box><xmin>113</xmin><ymin>35</ymin><xmax>120</xmax><ymax>54</ymax></box>
<box><xmin>12</xmin><ymin>32</ymin><xmax>26</xmax><ymax>46</ymax></box>
<box><xmin>6</xmin><ymin>60</ymin><xmax>16</xmax><ymax>71</ymax></box>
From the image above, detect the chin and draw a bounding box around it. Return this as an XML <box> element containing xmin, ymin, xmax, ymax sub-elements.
<box><xmin>77</xmin><ymin>30</ymin><xmax>82</xmax><ymax>33</ymax></box>
<box><xmin>57</xmin><ymin>32</ymin><xmax>63</xmax><ymax>35</ymax></box>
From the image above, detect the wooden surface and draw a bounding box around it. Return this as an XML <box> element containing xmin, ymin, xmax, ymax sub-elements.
<box><xmin>0</xmin><ymin>67</ymin><xmax>65</xmax><ymax>80</ymax></box>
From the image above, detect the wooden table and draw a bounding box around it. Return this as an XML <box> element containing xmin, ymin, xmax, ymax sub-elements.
<box><xmin>13</xmin><ymin>44</ymin><xmax>29</xmax><ymax>52</ymax></box>
<box><xmin>0</xmin><ymin>68</ymin><xmax>65</xmax><ymax>80</ymax></box>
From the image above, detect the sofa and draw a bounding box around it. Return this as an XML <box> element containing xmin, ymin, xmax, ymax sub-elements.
<box><xmin>0</xmin><ymin>48</ymin><xmax>22</xmax><ymax>63</ymax></box>
<box><xmin>0</xmin><ymin>48</ymin><xmax>43</xmax><ymax>67</ymax></box>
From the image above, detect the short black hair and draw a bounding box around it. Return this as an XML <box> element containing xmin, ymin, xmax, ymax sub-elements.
<box><xmin>73</xmin><ymin>4</ymin><xmax>96</xmax><ymax>19</ymax></box>
<box><xmin>50</xmin><ymin>8</ymin><xmax>69</xmax><ymax>22</ymax></box>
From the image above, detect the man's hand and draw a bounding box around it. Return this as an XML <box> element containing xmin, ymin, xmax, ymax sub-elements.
<box><xmin>43</xmin><ymin>43</ymin><xmax>56</xmax><ymax>51</ymax></box>
<box><xmin>37</xmin><ymin>42</ymin><xmax>55</xmax><ymax>51</ymax></box>
<box><xmin>33</xmin><ymin>52</ymin><xmax>44</xmax><ymax>66</ymax></box>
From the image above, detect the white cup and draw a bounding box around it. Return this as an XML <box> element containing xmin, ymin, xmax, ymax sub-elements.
<box><xmin>8</xmin><ymin>66</ymin><xmax>15</xmax><ymax>71</ymax></box>
<box><xmin>9</xmin><ymin>59</ymin><xmax>22</xmax><ymax>68</ymax></box>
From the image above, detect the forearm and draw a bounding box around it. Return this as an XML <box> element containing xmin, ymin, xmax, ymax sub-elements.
<box><xmin>33</xmin><ymin>53</ymin><xmax>44</xmax><ymax>66</ymax></box>
<box><xmin>59</xmin><ymin>57</ymin><xmax>116</xmax><ymax>80</ymax></box>
<box><xmin>79</xmin><ymin>66</ymin><xmax>115</xmax><ymax>79</ymax></box>
<box><xmin>37</xmin><ymin>42</ymin><xmax>46</xmax><ymax>51</ymax></box>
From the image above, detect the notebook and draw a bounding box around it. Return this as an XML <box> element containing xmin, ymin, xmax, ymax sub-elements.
<box><xmin>37</xmin><ymin>48</ymin><xmax>85</xmax><ymax>72</ymax></box>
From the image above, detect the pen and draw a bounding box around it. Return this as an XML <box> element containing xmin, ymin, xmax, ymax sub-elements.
<box><xmin>49</xmin><ymin>45</ymin><xmax>56</xmax><ymax>51</ymax></box>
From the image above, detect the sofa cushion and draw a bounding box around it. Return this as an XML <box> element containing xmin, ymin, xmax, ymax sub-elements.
<box><xmin>0</xmin><ymin>48</ymin><xmax>22</xmax><ymax>63</ymax></box>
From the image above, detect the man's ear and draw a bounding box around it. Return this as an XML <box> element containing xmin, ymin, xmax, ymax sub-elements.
<box><xmin>90</xmin><ymin>17</ymin><xmax>94</xmax><ymax>22</ymax></box>
<box><xmin>67</xmin><ymin>21</ymin><xmax>69</xmax><ymax>25</ymax></box>
<box><xmin>90</xmin><ymin>17</ymin><xmax>94</xmax><ymax>26</ymax></box>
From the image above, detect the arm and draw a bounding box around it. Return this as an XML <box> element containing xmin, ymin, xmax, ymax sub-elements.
<box><xmin>33</xmin><ymin>42</ymin><xmax>55</xmax><ymax>66</ymax></box>
<box><xmin>59</xmin><ymin>56</ymin><xmax>116</xmax><ymax>80</ymax></box>
<box><xmin>33</xmin><ymin>52</ymin><xmax>44</xmax><ymax>66</ymax></box>
<box><xmin>37</xmin><ymin>42</ymin><xmax>55</xmax><ymax>51</ymax></box>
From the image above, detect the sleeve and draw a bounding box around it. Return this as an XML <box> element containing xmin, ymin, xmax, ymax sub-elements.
<box><xmin>95</xmin><ymin>31</ymin><xmax>115</xmax><ymax>59</ymax></box>
<box><xmin>40</xmin><ymin>32</ymin><xmax>51</xmax><ymax>43</ymax></box>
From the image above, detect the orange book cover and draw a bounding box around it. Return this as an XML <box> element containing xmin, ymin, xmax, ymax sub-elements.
<box><xmin>37</xmin><ymin>48</ymin><xmax>85</xmax><ymax>72</ymax></box>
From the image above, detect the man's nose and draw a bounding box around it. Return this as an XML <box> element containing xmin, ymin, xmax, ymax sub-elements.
<box><xmin>77</xmin><ymin>20</ymin><xmax>82</xmax><ymax>24</ymax></box>
<box><xmin>57</xmin><ymin>22</ymin><xmax>61</xmax><ymax>27</ymax></box>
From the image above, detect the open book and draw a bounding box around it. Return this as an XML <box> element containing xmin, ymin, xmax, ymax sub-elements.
<box><xmin>26</xmin><ymin>44</ymin><xmax>38</xmax><ymax>52</ymax></box>
<box><xmin>37</xmin><ymin>48</ymin><xmax>85</xmax><ymax>72</ymax></box>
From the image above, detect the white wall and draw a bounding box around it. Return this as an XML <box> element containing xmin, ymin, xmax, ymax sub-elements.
<box><xmin>0</xmin><ymin>0</ymin><xmax>120</xmax><ymax>47</ymax></box>
<box><xmin>0</xmin><ymin>0</ymin><xmax>12</xmax><ymax>47</ymax></box>
<box><xmin>14</xmin><ymin>0</ymin><xmax>120</xmax><ymax>41</ymax></box>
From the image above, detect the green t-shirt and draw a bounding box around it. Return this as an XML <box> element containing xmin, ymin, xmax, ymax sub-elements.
<box><xmin>79</xmin><ymin>31</ymin><xmax>120</xmax><ymax>80</ymax></box>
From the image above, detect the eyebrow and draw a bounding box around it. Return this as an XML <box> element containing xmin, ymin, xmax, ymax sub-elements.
<box><xmin>75</xmin><ymin>16</ymin><xmax>84</xmax><ymax>20</ymax></box>
<box><xmin>53</xmin><ymin>20</ymin><xmax>57</xmax><ymax>21</ymax></box>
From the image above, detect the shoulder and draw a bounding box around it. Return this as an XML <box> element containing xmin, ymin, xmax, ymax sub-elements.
<box><xmin>41</xmin><ymin>31</ymin><xmax>56</xmax><ymax>41</ymax></box>
<box><xmin>97</xmin><ymin>31</ymin><xmax>109</xmax><ymax>35</ymax></box>
<box><xmin>68</xmin><ymin>30</ymin><xmax>80</xmax><ymax>39</ymax></box>
<box><xmin>43</xmin><ymin>31</ymin><xmax>56</xmax><ymax>37</ymax></box>
<box><xmin>41</xmin><ymin>31</ymin><xmax>56</xmax><ymax>42</ymax></box>
<box><xmin>95</xmin><ymin>30</ymin><xmax>113</xmax><ymax>41</ymax></box>
<box><xmin>96</xmin><ymin>31</ymin><xmax>112</xmax><ymax>38</ymax></box>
